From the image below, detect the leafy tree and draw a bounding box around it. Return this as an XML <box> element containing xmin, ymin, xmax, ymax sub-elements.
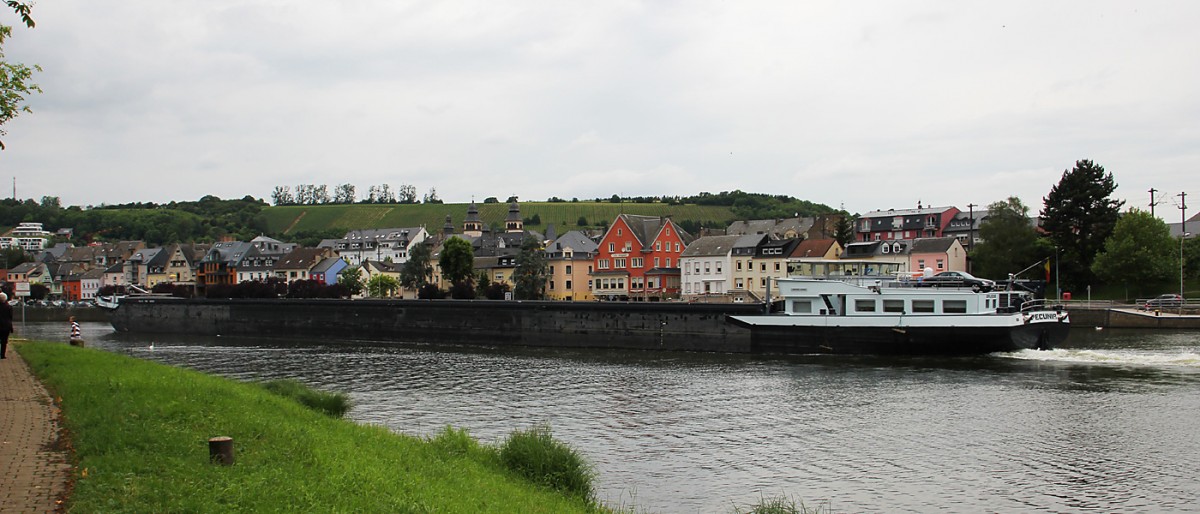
<box><xmin>366</xmin><ymin>274</ymin><xmax>400</xmax><ymax>298</ymax></box>
<box><xmin>0</xmin><ymin>246</ymin><xmax>26</xmax><ymax>268</ymax></box>
<box><xmin>833</xmin><ymin>215</ymin><xmax>855</xmax><ymax>247</ymax></box>
<box><xmin>513</xmin><ymin>236</ymin><xmax>548</xmax><ymax>300</ymax></box>
<box><xmin>483</xmin><ymin>281</ymin><xmax>510</xmax><ymax>300</ymax></box>
<box><xmin>29</xmin><ymin>282</ymin><xmax>47</xmax><ymax>300</ymax></box>
<box><xmin>1091</xmin><ymin>209</ymin><xmax>1176</xmax><ymax>296</ymax></box>
<box><xmin>609</xmin><ymin>194</ymin><xmax>622</xmax><ymax>204</ymax></box>
<box><xmin>418</xmin><ymin>284</ymin><xmax>444</xmax><ymax>299</ymax></box>
<box><xmin>399</xmin><ymin>243</ymin><xmax>433</xmax><ymax>291</ymax></box>
<box><xmin>970</xmin><ymin>197</ymin><xmax>1046</xmax><ymax>280</ymax></box>
<box><xmin>484</xmin><ymin>197</ymin><xmax>499</xmax><ymax>204</ymax></box>
<box><xmin>0</xmin><ymin>2</ymin><xmax>39</xmax><ymax>150</ymax></box>
<box><xmin>271</xmin><ymin>186</ymin><xmax>294</xmax><ymax>205</ymax></box>
<box><xmin>449</xmin><ymin>280</ymin><xmax>476</xmax><ymax>299</ymax></box>
<box><xmin>1040</xmin><ymin>159</ymin><xmax>1123</xmax><ymax>291</ymax></box>
<box><xmin>339</xmin><ymin>265</ymin><xmax>365</xmax><ymax>296</ymax></box>
<box><xmin>576</xmin><ymin>216</ymin><xmax>588</xmax><ymax>227</ymax></box>
<box><xmin>423</xmin><ymin>187</ymin><xmax>442</xmax><ymax>204</ymax></box>
<box><xmin>1185</xmin><ymin>236</ymin><xmax>1200</xmax><ymax>281</ymax></box>
<box><xmin>398</xmin><ymin>184</ymin><xmax>418</xmax><ymax>204</ymax></box>
<box><xmin>333</xmin><ymin>183</ymin><xmax>356</xmax><ymax>204</ymax></box>
<box><xmin>439</xmin><ymin>237</ymin><xmax>475</xmax><ymax>285</ymax></box>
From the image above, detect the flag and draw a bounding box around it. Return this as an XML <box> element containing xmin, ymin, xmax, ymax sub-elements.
<box><xmin>1044</xmin><ymin>259</ymin><xmax>1051</xmax><ymax>282</ymax></box>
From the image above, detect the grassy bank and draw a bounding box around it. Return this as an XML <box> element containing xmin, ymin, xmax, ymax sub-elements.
<box><xmin>18</xmin><ymin>342</ymin><xmax>602</xmax><ymax>513</ymax></box>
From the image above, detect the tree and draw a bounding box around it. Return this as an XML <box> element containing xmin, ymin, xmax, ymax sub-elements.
<box><xmin>439</xmin><ymin>237</ymin><xmax>475</xmax><ymax>285</ymax></box>
<box><xmin>339</xmin><ymin>266</ymin><xmax>365</xmax><ymax>297</ymax></box>
<box><xmin>366</xmin><ymin>274</ymin><xmax>400</xmax><ymax>298</ymax></box>
<box><xmin>399</xmin><ymin>243</ymin><xmax>433</xmax><ymax>291</ymax></box>
<box><xmin>576</xmin><ymin>216</ymin><xmax>588</xmax><ymax>227</ymax></box>
<box><xmin>833</xmin><ymin>215</ymin><xmax>855</xmax><ymax>247</ymax></box>
<box><xmin>423</xmin><ymin>187</ymin><xmax>442</xmax><ymax>204</ymax></box>
<box><xmin>333</xmin><ymin>183</ymin><xmax>356</xmax><ymax>204</ymax></box>
<box><xmin>1091</xmin><ymin>209</ymin><xmax>1176</xmax><ymax>296</ymax></box>
<box><xmin>513</xmin><ymin>236</ymin><xmax>548</xmax><ymax>300</ymax></box>
<box><xmin>0</xmin><ymin>2</ymin><xmax>39</xmax><ymax>150</ymax></box>
<box><xmin>970</xmin><ymin>197</ymin><xmax>1046</xmax><ymax>280</ymax></box>
<box><xmin>398</xmin><ymin>184</ymin><xmax>417</xmax><ymax>204</ymax></box>
<box><xmin>271</xmin><ymin>186</ymin><xmax>294</xmax><ymax>205</ymax></box>
<box><xmin>1040</xmin><ymin>159</ymin><xmax>1123</xmax><ymax>291</ymax></box>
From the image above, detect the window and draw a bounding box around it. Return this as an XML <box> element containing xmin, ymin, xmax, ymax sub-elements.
<box><xmin>855</xmin><ymin>299</ymin><xmax>877</xmax><ymax>312</ymax></box>
<box><xmin>609</xmin><ymin>243</ymin><xmax>615</xmax><ymax>252</ymax></box>
<box><xmin>666</xmin><ymin>258</ymin><xmax>671</xmax><ymax>267</ymax></box>
<box><xmin>565</xmin><ymin>280</ymin><xmax>572</xmax><ymax>290</ymax></box>
<box><xmin>675</xmin><ymin>242</ymin><xmax>681</xmax><ymax>252</ymax></box>
<box><xmin>655</xmin><ymin>242</ymin><xmax>661</xmax><ymax>251</ymax></box>
<box><xmin>790</xmin><ymin>299</ymin><xmax>812</xmax><ymax>314</ymax></box>
<box><xmin>617</xmin><ymin>229</ymin><xmax>622</xmax><ymax>236</ymax></box>
<box><xmin>882</xmin><ymin>244</ymin><xmax>890</xmax><ymax>254</ymax></box>
<box><xmin>936</xmin><ymin>259</ymin><xmax>945</xmax><ymax>270</ymax></box>
<box><xmin>615</xmin><ymin>258</ymin><xmax>626</xmax><ymax>268</ymax></box>
<box><xmin>704</xmin><ymin>263</ymin><xmax>711</xmax><ymax>273</ymax></box>
<box><xmin>624</xmin><ymin>242</ymin><xmax>632</xmax><ymax>252</ymax></box>
<box><xmin>912</xmin><ymin>300</ymin><xmax>935</xmax><ymax>313</ymax></box>
<box><xmin>598</xmin><ymin>259</ymin><xmax>610</xmax><ymax>270</ymax></box>
<box><xmin>716</xmin><ymin>262</ymin><xmax>723</xmax><ymax>274</ymax></box>
<box><xmin>760</xmin><ymin>263</ymin><xmax>767</xmax><ymax>272</ymax></box>
<box><xmin>549</xmin><ymin>280</ymin><xmax>555</xmax><ymax>290</ymax></box>
<box><xmin>943</xmin><ymin>300</ymin><xmax>967</xmax><ymax>313</ymax></box>
<box><xmin>736</xmin><ymin>260</ymin><xmax>743</xmax><ymax>271</ymax></box>
<box><xmin>883</xmin><ymin>300</ymin><xmax>905</xmax><ymax>313</ymax></box>
<box><xmin>565</xmin><ymin>265</ymin><xmax>572</xmax><ymax>274</ymax></box>
<box><xmin>918</xmin><ymin>259</ymin><xmax>925</xmax><ymax>270</ymax></box>
<box><xmin>774</xmin><ymin>262</ymin><xmax>780</xmax><ymax>271</ymax></box>
<box><xmin>736</xmin><ymin>278</ymin><xmax>744</xmax><ymax>289</ymax></box>
<box><xmin>654</xmin><ymin>257</ymin><xmax>661</xmax><ymax>267</ymax></box>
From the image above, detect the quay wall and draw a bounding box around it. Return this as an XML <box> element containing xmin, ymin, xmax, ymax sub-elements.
<box><xmin>107</xmin><ymin>298</ymin><xmax>761</xmax><ymax>353</ymax></box>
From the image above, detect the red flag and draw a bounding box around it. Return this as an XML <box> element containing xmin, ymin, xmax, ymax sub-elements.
<box><xmin>1044</xmin><ymin>259</ymin><xmax>1051</xmax><ymax>282</ymax></box>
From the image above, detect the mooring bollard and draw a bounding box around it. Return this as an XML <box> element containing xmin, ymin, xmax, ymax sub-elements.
<box><xmin>209</xmin><ymin>436</ymin><xmax>235</xmax><ymax>466</ymax></box>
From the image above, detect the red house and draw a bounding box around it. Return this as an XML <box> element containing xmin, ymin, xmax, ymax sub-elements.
<box><xmin>592</xmin><ymin>214</ymin><xmax>693</xmax><ymax>301</ymax></box>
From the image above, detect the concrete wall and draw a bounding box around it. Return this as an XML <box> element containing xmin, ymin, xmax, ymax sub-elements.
<box><xmin>108</xmin><ymin>298</ymin><xmax>761</xmax><ymax>353</ymax></box>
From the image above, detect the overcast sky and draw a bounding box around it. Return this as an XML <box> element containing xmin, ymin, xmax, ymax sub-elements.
<box><xmin>3</xmin><ymin>1</ymin><xmax>1198</xmax><ymax>218</ymax></box>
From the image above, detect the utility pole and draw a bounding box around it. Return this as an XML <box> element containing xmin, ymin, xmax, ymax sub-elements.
<box><xmin>1181</xmin><ymin>192</ymin><xmax>1188</xmax><ymax>305</ymax></box>
<box><xmin>1149</xmin><ymin>188</ymin><xmax>1159</xmax><ymax>218</ymax></box>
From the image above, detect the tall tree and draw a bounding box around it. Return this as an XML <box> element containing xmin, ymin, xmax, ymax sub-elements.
<box><xmin>970</xmin><ymin>197</ymin><xmax>1046</xmax><ymax>280</ymax></box>
<box><xmin>439</xmin><ymin>237</ymin><xmax>475</xmax><ymax>285</ymax></box>
<box><xmin>333</xmin><ymin>183</ymin><xmax>356</xmax><ymax>204</ymax></box>
<box><xmin>512</xmin><ymin>236</ymin><xmax>548</xmax><ymax>300</ymax></box>
<box><xmin>1040</xmin><ymin>159</ymin><xmax>1123</xmax><ymax>292</ymax></box>
<box><xmin>399</xmin><ymin>242</ymin><xmax>433</xmax><ymax>291</ymax></box>
<box><xmin>0</xmin><ymin>2</ymin><xmax>39</xmax><ymax>150</ymax></box>
<box><xmin>1091</xmin><ymin>209</ymin><xmax>1176</xmax><ymax>297</ymax></box>
<box><xmin>833</xmin><ymin>215</ymin><xmax>855</xmax><ymax>247</ymax></box>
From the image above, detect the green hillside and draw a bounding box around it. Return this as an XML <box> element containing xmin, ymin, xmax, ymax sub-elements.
<box><xmin>261</xmin><ymin>202</ymin><xmax>739</xmax><ymax>235</ymax></box>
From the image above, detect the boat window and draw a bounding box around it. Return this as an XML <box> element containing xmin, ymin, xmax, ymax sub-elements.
<box><xmin>943</xmin><ymin>300</ymin><xmax>967</xmax><ymax>314</ymax></box>
<box><xmin>790</xmin><ymin>300</ymin><xmax>812</xmax><ymax>314</ymax></box>
<box><xmin>883</xmin><ymin>300</ymin><xmax>905</xmax><ymax>313</ymax></box>
<box><xmin>912</xmin><ymin>300</ymin><xmax>935</xmax><ymax>313</ymax></box>
<box><xmin>854</xmin><ymin>299</ymin><xmax>876</xmax><ymax>312</ymax></box>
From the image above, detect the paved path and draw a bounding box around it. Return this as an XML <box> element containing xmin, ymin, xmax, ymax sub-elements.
<box><xmin>0</xmin><ymin>342</ymin><xmax>71</xmax><ymax>513</ymax></box>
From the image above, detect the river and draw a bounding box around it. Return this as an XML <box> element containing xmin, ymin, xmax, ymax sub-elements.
<box><xmin>18</xmin><ymin>321</ymin><xmax>1200</xmax><ymax>513</ymax></box>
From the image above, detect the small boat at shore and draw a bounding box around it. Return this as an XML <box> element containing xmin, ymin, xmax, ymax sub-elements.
<box><xmin>728</xmin><ymin>276</ymin><xmax>1070</xmax><ymax>355</ymax></box>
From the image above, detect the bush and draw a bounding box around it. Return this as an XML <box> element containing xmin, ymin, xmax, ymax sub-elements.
<box><xmin>258</xmin><ymin>379</ymin><xmax>351</xmax><ymax>418</ymax></box>
<box><xmin>499</xmin><ymin>425</ymin><xmax>594</xmax><ymax>500</ymax></box>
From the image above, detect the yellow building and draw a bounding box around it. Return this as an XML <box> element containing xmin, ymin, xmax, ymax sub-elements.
<box><xmin>545</xmin><ymin>231</ymin><xmax>598</xmax><ymax>301</ymax></box>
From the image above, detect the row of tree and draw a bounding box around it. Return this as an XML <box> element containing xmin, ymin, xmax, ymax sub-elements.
<box><xmin>969</xmin><ymin>159</ymin><xmax>1198</xmax><ymax>297</ymax></box>
<box><xmin>270</xmin><ymin>184</ymin><xmax>443</xmax><ymax>206</ymax></box>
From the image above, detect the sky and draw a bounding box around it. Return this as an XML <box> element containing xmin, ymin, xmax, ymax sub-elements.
<box><xmin>2</xmin><ymin>1</ymin><xmax>1199</xmax><ymax>219</ymax></box>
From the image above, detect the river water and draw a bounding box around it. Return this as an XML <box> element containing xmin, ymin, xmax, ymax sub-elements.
<box><xmin>18</xmin><ymin>321</ymin><xmax>1200</xmax><ymax>513</ymax></box>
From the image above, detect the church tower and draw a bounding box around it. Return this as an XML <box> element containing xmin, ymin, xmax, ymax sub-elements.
<box><xmin>463</xmin><ymin>200</ymin><xmax>483</xmax><ymax>237</ymax></box>
<box><xmin>505</xmin><ymin>198</ymin><xmax>523</xmax><ymax>233</ymax></box>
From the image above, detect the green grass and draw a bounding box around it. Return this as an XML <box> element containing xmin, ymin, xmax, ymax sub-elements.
<box><xmin>261</xmin><ymin>202</ymin><xmax>738</xmax><ymax>235</ymax></box>
<box><xmin>257</xmin><ymin>378</ymin><xmax>352</xmax><ymax>418</ymax></box>
<box><xmin>17</xmin><ymin>341</ymin><xmax>605</xmax><ymax>513</ymax></box>
<box><xmin>732</xmin><ymin>495</ymin><xmax>833</xmax><ymax>514</ymax></box>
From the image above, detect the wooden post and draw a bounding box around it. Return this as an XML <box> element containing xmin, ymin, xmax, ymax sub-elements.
<box><xmin>208</xmin><ymin>436</ymin><xmax>234</xmax><ymax>466</ymax></box>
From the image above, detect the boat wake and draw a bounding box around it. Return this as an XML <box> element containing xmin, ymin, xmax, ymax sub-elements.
<box><xmin>1003</xmin><ymin>348</ymin><xmax>1200</xmax><ymax>368</ymax></box>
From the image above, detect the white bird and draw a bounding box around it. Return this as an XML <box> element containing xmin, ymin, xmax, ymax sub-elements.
<box><xmin>148</xmin><ymin>342</ymin><xmax>155</xmax><ymax>350</ymax></box>
<box><xmin>1094</xmin><ymin>326</ymin><xmax>1104</xmax><ymax>331</ymax></box>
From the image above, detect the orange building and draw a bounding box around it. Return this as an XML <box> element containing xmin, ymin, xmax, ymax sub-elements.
<box><xmin>592</xmin><ymin>214</ymin><xmax>693</xmax><ymax>301</ymax></box>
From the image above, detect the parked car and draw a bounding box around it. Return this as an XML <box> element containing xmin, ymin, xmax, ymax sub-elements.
<box><xmin>1142</xmin><ymin>294</ymin><xmax>1183</xmax><ymax>310</ymax></box>
<box><xmin>917</xmin><ymin>271</ymin><xmax>996</xmax><ymax>292</ymax></box>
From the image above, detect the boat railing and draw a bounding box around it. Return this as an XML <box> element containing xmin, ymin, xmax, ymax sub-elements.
<box><xmin>1017</xmin><ymin>299</ymin><xmax>1063</xmax><ymax>313</ymax></box>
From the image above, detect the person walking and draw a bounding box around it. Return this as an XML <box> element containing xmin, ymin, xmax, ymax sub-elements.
<box><xmin>0</xmin><ymin>292</ymin><xmax>13</xmax><ymax>359</ymax></box>
<box><xmin>69</xmin><ymin>316</ymin><xmax>82</xmax><ymax>346</ymax></box>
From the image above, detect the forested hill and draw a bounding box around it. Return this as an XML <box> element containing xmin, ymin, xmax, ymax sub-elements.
<box><xmin>2</xmin><ymin>192</ymin><xmax>841</xmax><ymax>247</ymax></box>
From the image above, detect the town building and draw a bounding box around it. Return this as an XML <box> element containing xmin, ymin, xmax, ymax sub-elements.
<box><xmin>544</xmin><ymin>230</ymin><xmax>598</xmax><ymax>301</ymax></box>
<box><xmin>856</xmin><ymin>205</ymin><xmax>959</xmax><ymax>242</ymax></box>
<box><xmin>591</xmin><ymin>214</ymin><xmax>692</xmax><ymax>301</ymax></box>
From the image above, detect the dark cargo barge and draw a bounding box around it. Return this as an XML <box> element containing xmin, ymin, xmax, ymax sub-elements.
<box><xmin>107</xmin><ymin>297</ymin><xmax>763</xmax><ymax>353</ymax></box>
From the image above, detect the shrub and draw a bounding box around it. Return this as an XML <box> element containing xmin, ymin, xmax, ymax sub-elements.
<box><xmin>258</xmin><ymin>379</ymin><xmax>351</xmax><ymax>418</ymax></box>
<box><xmin>499</xmin><ymin>425</ymin><xmax>594</xmax><ymax>500</ymax></box>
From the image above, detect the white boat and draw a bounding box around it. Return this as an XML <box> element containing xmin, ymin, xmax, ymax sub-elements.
<box><xmin>728</xmin><ymin>275</ymin><xmax>1070</xmax><ymax>355</ymax></box>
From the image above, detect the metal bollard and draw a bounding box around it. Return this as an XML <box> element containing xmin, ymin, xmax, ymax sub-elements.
<box><xmin>208</xmin><ymin>436</ymin><xmax>234</xmax><ymax>466</ymax></box>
